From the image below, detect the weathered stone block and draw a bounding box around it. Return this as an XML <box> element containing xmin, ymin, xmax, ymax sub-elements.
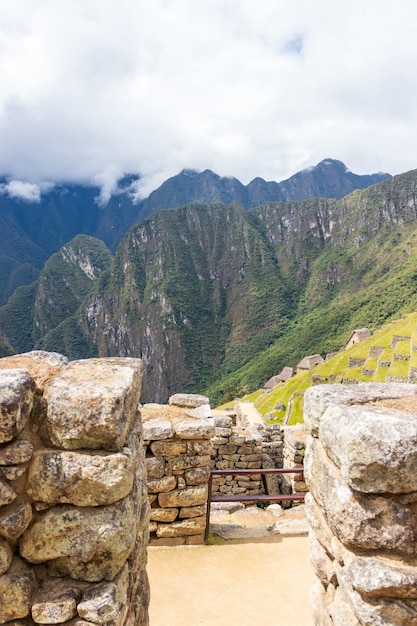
<box><xmin>184</xmin><ymin>467</ymin><xmax>210</xmax><ymax>485</ymax></box>
<box><xmin>20</xmin><ymin>499</ymin><xmax>136</xmax><ymax>582</ymax></box>
<box><xmin>158</xmin><ymin>485</ymin><xmax>208</xmax><ymax>508</ymax></box>
<box><xmin>147</xmin><ymin>476</ymin><xmax>176</xmax><ymax>493</ymax></box>
<box><xmin>336</xmin><ymin>560</ymin><xmax>417</xmax><ymax>626</ymax></box>
<box><xmin>344</xmin><ymin>554</ymin><xmax>417</xmax><ymax>599</ymax></box>
<box><xmin>212</xmin><ymin>415</ymin><xmax>233</xmax><ymax>428</ymax></box>
<box><xmin>304</xmin><ymin>382</ymin><xmax>417</xmax><ymax>436</ymax></box>
<box><xmin>44</xmin><ymin>358</ymin><xmax>143</xmax><ymax>451</ymax></box>
<box><xmin>142</xmin><ymin>418</ymin><xmax>174</xmax><ymax>441</ymax></box>
<box><xmin>0</xmin><ymin>498</ymin><xmax>33</xmax><ymax>542</ymax></box>
<box><xmin>149</xmin><ymin>507</ymin><xmax>178</xmax><ymax>522</ymax></box>
<box><xmin>149</xmin><ymin>440</ymin><xmax>187</xmax><ymax>457</ymax></box>
<box><xmin>145</xmin><ymin>457</ymin><xmax>165</xmax><ymax>479</ymax></box>
<box><xmin>77</xmin><ymin>565</ymin><xmax>128</xmax><ymax>624</ymax></box>
<box><xmin>31</xmin><ymin>579</ymin><xmax>82</xmax><ymax>624</ymax></box>
<box><xmin>187</xmin><ymin>440</ymin><xmax>212</xmax><ymax>455</ymax></box>
<box><xmin>155</xmin><ymin>516</ymin><xmax>206</xmax><ymax>537</ymax></box>
<box><xmin>173</xmin><ymin>418</ymin><xmax>215</xmax><ymax>440</ymax></box>
<box><xmin>0</xmin><ymin>369</ymin><xmax>35</xmax><ymax>444</ymax></box>
<box><xmin>0</xmin><ymin>476</ymin><xmax>16</xmax><ymax>507</ymax></box>
<box><xmin>215</xmin><ymin>427</ymin><xmax>232</xmax><ymax>437</ymax></box>
<box><xmin>179</xmin><ymin>504</ymin><xmax>206</xmax><ymax>518</ymax></box>
<box><xmin>169</xmin><ymin>394</ymin><xmax>209</xmax><ymax>408</ymax></box>
<box><xmin>1</xmin><ymin>465</ymin><xmax>27</xmax><ymax>481</ymax></box>
<box><xmin>320</xmin><ymin>404</ymin><xmax>417</xmax><ymax>494</ymax></box>
<box><xmin>26</xmin><ymin>450</ymin><xmax>134</xmax><ymax>506</ymax></box>
<box><xmin>328</xmin><ymin>585</ymin><xmax>361</xmax><ymax>626</ymax></box>
<box><xmin>167</xmin><ymin>455</ymin><xmax>211</xmax><ymax>472</ymax></box>
<box><xmin>305</xmin><ymin>439</ymin><xmax>417</xmax><ymax>554</ymax></box>
<box><xmin>0</xmin><ymin>440</ymin><xmax>33</xmax><ymax>466</ymax></box>
<box><xmin>0</xmin><ymin>557</ymin><xmax>36</xmax><ymax>623</ymax></box>
<box><xmin>308</xmin><ymin>531</ymin><xmax>336</xmax><ymax>586</ymax></box>
<box><xmin>0</xmin><ymin>537</ymin><xmax>12</xmax><ymax>575</ymax></box>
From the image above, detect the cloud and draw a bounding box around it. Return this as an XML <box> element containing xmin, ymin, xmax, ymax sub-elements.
<box><xmin>0</xmin><ymin>0</ymin><xmax>417</xmax><ymax>198</ymax></box>
<box><xmin>1</xmin><ymin>181</ymin><xmax>42</xmax><ymax>202</ymax></box>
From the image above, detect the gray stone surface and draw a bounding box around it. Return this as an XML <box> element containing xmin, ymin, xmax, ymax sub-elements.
<box><xmin>44</xmin><ymin>358</ymin><xmax>143</xmax><ymax>451</ymax></box>
<box><xmin>0</xmin><ymin>369</ymin><xmax>35</xmax><ymax>443</ymax></box>
<box><xmin>320</xmin><ymin>404</ymin><xmax>417</xmax><ymax>493</ymax></box>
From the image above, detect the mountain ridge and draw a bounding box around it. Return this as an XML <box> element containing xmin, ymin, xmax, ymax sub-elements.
<box><xmin>0</xmin><ymin>159</ymin><xmax>390</xmax><ymax>305</ymax></box>
<box><xmin>4</xmin><ymin>167</ymin><xmax>417</xmax><ymax>404</ymax></box>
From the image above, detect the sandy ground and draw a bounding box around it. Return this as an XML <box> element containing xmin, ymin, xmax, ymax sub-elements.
<box><xmin>147</xmin><ymin>535</ymin><xmax>314</xmax><ymax>625</ymax></box>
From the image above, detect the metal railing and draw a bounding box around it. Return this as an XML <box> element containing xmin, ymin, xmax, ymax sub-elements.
<box><xmin>204</xmin><ymin>467</ymin><xmax>305</xmax><ymax>542</ymax></box>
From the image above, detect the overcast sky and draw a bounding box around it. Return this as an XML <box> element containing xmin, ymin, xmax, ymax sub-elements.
<box><xmin>1</xmin><ymin>0</ymin><xmax>417</xmax><ymax>200</ymax></box>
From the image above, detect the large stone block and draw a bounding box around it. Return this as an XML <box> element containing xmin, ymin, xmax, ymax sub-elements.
<box><xmin>0</xmin><ymin>369</ymin><xmax>35</xmax><ymax>444</ymax></box>
<box><xmin>305</xmin><ymin>439</ymin><xmax>417</xmax><ymax>554</ymax></box>
<box><xmin>158</xmin><ymin>485</ymin><xmax>208</xmax><ymax>508</ymax></box>
<box><xmin>304</xmin><ymin>382</ymin><xmax>417</xmax><ymax>436</ymax></box>
<box><xmin>149</xmin><ymin>440</ymin><xmax>187</xmax><ymax>457</ymax></box>
<box><xmin>328</xmin><ymin>585</ymin><xmax>361</xmax><ymax>626</ymax></box>
<box><xmin>44</xmin><ymin>358</ymin><xmax>143</xmax><ymax>451</ymax></box>
<box><xmin>184</xmin><ymin>466</ymin><xmax>210</xmax><ymax>485</ymax></box>
<box><xmin>19</xmin><ymin>498</ymin><xmax>136</xmax><ymax>581</ymax></box>
<box><xmin>167</xmin><ymin>455</ymin><xmax>211</xmax><ymax>472</ymax></box>
<box><xmin>155</xmin><ymin>516</ymin><xmax>206</xmax><ymax>537</ymax></box>
<box><xmin>147</xmin><ymin>476</ymin><xmax>176</xmax><ymax>493</ymax></box>
<box><xmin>308</xmin><ymin>531</ymin><xmax>336</xmax><ymax>586</ymax></box>
<box><xmin>0</xmin><ymin>557</ymin><xmax>37</xmax><ymax>623</ymax></box>
<box><xmin>149</xmin><ymin>508</ymin><xmax>178</xmax><ymax>522</ymax></box>
<box><xmin>173</xmin><ymin>418</ymin><xmax>215</xmax><ymax>440</ymax></box>
<box><xmin>0</xmin><ymin>439</ymin><xmax>33</xmax><ymax>465</ymax></box>
<box><xmin>31</xmin><ymin>578</ymin><xmax>82</xmax><ymax>624</ymax></box>
<box><xmin>26</xmin><ymin>450</ymin><xmax>134</xmax><ymax>506</ymax></box>
<box><xmin>145</xmin><ymin>457</ymin><xmax>165</xmax><ymax>479</ymax></box>
<box><xmin>319</xmin><ymin>404</ymin><xmax>417</xmax><ymax>494</ymax></box>
<box><xmin>77</xmin><ymin>564</ymin><xmax>128</xmax><ymax>624</ymax></box>
<box><xmin>168</xmin><ymin>394</ymin><xmax>209</xmax><ymax>408</ymax></box>
<box><xmin>142</xmin><ymin>418</ymin><xmax>174</xmax><ymax>441</ymax></box>
<box><xmin>0</xmin><ymin>476</ymin><xmax>16</xmax><ymax>507</ymax></box>
<box><xmin>0</xmin><ymin>537</ymin><xmax>12</xmax><ymax>575</ymax></box>
<box><xmin>0</xmin><ymin>498</ymin><xmax>33</xmax><ymax>542</ymax></box>
<box><xmin>336</xmin><ymin>561</ymin><xmax>417</xmax><ymax>626</ymax></box>
<box><xmin>344</xmin><ymin>554</ymin><xmax>417</xmax><ymax>599</ymax></box>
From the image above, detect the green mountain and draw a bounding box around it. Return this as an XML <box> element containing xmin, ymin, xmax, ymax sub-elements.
<box><xmin>2</xmin><ymin>168</ymin><xmax>417</xmax><ymax>405</ymax></box>
<box><xmin>0</xmin><ymin>235</ymin><xmax>112</xmax><ymax>356</ymax></box>
<box><xmin>243</xmin><ymin>311</ymin><xmax>417</xmax><ymax>425</ymax></box>
<box><xmin>0</xmin><ymin>159</ymin><xmax>389</xmax><ymax>304</ymax></box>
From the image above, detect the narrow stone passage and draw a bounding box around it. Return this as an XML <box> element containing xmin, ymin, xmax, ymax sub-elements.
<box><xmin>148</xmin><ymin>537</ymin><xmax>313</xmax><ymax>625</ymax></box>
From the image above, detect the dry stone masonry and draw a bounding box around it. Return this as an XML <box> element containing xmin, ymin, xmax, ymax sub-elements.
<box><xmin>304</xmin><ymin>382</ymin><xmax>417</xmax><ymax>626</ymax></box>
<box><xmin>0</xmin><ymin>352</ymin><xmax>149</xmax><ymax>626</ymax></box>
<box><xmin>142</xmin><ymin>393</ymin><xmax>215</xmax><ymax>546</ymax></box>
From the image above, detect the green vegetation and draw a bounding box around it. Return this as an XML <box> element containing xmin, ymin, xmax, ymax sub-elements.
<box><xmin>3</xmin><ymin>169</ymin><xmax>417</xmax><ymax>405</ymax></box>
<box><xmin>235</xmin><ymin>312</ymin><xmax>417</xmax><ymax>424</ymax></box>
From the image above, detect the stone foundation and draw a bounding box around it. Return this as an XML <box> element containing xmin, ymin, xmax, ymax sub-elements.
<box><xmin>0</xmin><ymin>353</ymin><xmax>149</xmax><ymax>626</ymax></box>
<box><xmin>304</xmin><ymin>382</ymin><xmax>417</xmax><ymax>625</ymax></box>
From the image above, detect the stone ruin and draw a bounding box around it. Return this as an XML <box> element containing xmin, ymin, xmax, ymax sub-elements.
<box><xmin>0</xmin><ymin>353</ymin><xmax>149</xmax><ymax>626</ymax></box>
<box><xmin>5</xmin><ymin>350</ymin><xmax>417</xmax><ymax>624</ymax></box>
<box><xmin>304</xmin><ymin>382</ymin><xmax>417</xmax><ymax>625</ymax></box>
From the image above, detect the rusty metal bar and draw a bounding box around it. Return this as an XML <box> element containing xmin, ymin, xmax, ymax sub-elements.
<box><xmin>204</xmin><ymin>467</ymin><xmax>306</xmax><ymax>543</ymax></box>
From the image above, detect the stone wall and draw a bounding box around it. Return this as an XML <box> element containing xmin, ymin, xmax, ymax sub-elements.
<box><xmin>210</xmin><ymin>411</ymin><xmax>285</xmax><ymax>497</ymax></box>
<box><xmin>304</xmin><ymin>382</ymin><xmax>417</xmax><ymax>626</ymax></box>
<box><xmin>142</xmin><ymin>394</ymin><xmax>215</xmax><ymax>546</ymax></box>
<box><xmin>0</xmin><ymin>353</ymin><xmax>149</xmax><ymax>626</ymax></box>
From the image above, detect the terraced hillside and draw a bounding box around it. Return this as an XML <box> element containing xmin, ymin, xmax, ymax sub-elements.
<box><xmin>242</xmin><ymin>312</ymin><xmax>417</xmax><ymax>425</ymax></box>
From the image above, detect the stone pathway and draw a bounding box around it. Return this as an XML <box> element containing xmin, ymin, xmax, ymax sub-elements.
<box><xmin>148</xmin><ymin>504</ymin><xmax>313</xmax><ymax>625</ymax></box>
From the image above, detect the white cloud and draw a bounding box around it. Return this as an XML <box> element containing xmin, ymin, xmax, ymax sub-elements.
<box><xmin>0</xmin><ymin>0</ymin><xmax>417</xmax><ymax>198</ymax></box>
<box><xmin>2</xmin><ymin>181</ymin><xmax>41</xmax><ymax>202</ymax></box>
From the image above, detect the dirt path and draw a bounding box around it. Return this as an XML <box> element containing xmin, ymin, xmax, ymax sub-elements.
<box><xmin>148</xmin><ymin>536</ymin><xmax>314</xmax><ymax>625</ymax></box>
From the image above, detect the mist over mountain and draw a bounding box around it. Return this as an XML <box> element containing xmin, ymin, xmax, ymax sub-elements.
<box><xmin>0</xmin><ymin>159</ymin><xmax>389</xmax><ymax>305</ymax></box>
<box><xmin>3</xmin><ymin>167</ymin><xmax>417</xmax><ymax>405</ymax></box>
